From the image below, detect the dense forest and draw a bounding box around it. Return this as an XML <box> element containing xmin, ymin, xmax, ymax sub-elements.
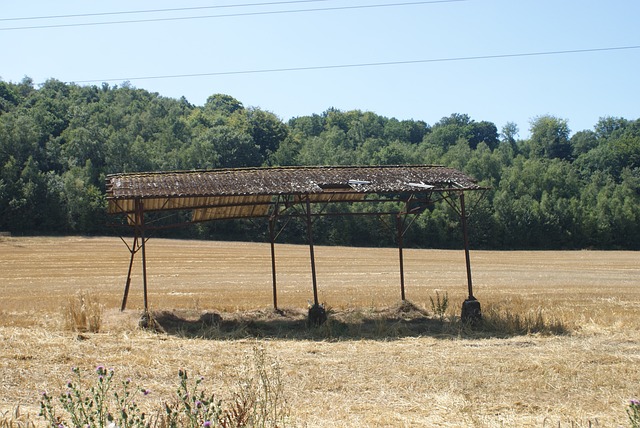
<box><xmin>1</xmin><ymin>77</ymin><xmax>639</xmax><ymax>249</ymax></box>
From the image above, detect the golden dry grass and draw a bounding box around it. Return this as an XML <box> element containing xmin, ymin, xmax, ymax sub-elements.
<box><xmin>0</xmin><ymin>236</ymin><xmax>639</xmax><ymax>427</ymax></box>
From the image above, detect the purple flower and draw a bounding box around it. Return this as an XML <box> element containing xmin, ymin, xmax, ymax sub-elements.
<box><xmin>631</xmin><ymin>398</ymin><xmax>640</xmax><ymax>406</ymax></box>
<box><xmin>203</xmin><ymin>421</ymin><xmax>212</xmax><ymax>428</ymax></box>
<box><xmin>143</xmin><ymin>389</ymin><xmax>151</xmax><ymax>396</ymax></box>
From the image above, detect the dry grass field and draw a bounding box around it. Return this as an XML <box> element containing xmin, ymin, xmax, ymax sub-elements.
<box><xmin>0</xmin><ymin>236</ymin><xmax>639</xmax><ymax>427</ymax></box>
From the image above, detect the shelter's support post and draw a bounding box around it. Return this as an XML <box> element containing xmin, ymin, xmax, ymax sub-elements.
<box><xmin>268</xmin><ymin>215</ymin><xmax>278</xmax><ymax>311</ymax></box>
<box><xmin>305</xmin><ymin>197</ymin><xmax>319</xmax><ymax>306</ymax></box>
<box><xmin>120</xmin><ymin>234</ymin><xmax>139</xmax><ymax>311</ymax></box>
<box><xmin>120</xmin><ymin>199</ymin><xmax>150</xmax><ymax>315</ymax></box>
<box><xmin>137</xmin><ymin>199</ymin><xmax>149</xmax><ymax>313</ymax></box>
<box><xmin>305</xmin><ymin>196</ymin><xmax>326</xmax><ymax>325</ymax></box>
<box><xmin>397</xmin><ymin>214</ymin><xmax>406</xmax><ymax>301</ymax></box>
<box><xmin>459</xmin><ymin>192</ymin><xmax>481</xmax><ymax>323</ymax></box>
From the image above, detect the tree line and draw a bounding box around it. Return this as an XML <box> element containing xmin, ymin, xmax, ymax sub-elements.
<box><xmin>1</xmin><ymin>78</ymin><xmax>638</xmax><ymax>249</ymax></box>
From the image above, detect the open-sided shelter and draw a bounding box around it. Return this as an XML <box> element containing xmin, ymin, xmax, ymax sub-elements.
<box><xmin>105</xmin><ymin>165</ymin><xmax>487</xmax><ymax>321</ymax></box>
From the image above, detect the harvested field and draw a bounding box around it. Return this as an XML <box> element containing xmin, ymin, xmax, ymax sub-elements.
<box><xmin>0</xmin><ymin>236</ymin><xmax>639</xmax><ymax>427</ymax></box>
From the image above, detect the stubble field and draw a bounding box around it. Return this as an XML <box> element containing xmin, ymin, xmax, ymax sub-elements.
<box><xmin>0</xmin><ymin>236</ymin><xmax>639</xmax><ymax>427</ymax></box>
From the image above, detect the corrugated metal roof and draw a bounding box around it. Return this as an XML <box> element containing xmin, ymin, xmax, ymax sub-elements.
<box><xmin>105</xmin><ymin>165</ymin><xmax>484</xmax><ymax>221</ymax></box>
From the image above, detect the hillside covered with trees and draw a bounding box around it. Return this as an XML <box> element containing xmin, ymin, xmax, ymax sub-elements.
<box><xmin>1</xmin><ymin>78</ymin><xmax>639</xmax><ymax>249</ymax></box>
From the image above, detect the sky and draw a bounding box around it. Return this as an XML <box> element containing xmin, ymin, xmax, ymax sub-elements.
<box><xmin>2</xmin><ymin>0</ymin><xmax>639</xmax><ymax>137</ymax></box>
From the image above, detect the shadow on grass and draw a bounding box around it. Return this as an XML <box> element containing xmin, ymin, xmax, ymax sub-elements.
<box><xmin>145</xmin><ymin>300</ymin><xmax>572</xmax><ymax>341</ymax></box>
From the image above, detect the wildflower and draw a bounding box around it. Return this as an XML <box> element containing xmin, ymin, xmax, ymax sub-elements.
<box><xmin>195</xmin><ymin>400</ymin><xmax>203</xmax><ymax>408</ymax></box>
<box><xmin>143</xmin><ymin>389</ymin><xmax>151</xmax><ymax>396</ymax></box>
<box><xmin>203</xmin><ymin>421</ymin><xmax>212</xmax><ymax>427</ymax></box>
<box><xmin>631</xmin><ymin>399</ymin><xmax>640</xmax><ymax>406</ymax></box>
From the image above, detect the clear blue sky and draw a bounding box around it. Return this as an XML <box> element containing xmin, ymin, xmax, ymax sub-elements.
<box><xmin>2</xmin><ymin>0</ymin><xmax>639</xmax><ymax>137</ymax></box>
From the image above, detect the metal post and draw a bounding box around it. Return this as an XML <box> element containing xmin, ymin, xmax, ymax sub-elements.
<box><xmin>120</xmin><ymin>234</ymin><xmax>138</xmax><ymax>311</ymax></box>
<box><xmin>305</xmin><ymin>197</ymin><xmax>319</xmax><ymax>306</ymax></box>
<box><xmin>136</xmin><ymin>199</ymin><xmax>149</xmax><ymax>312</ymax></box>
<box><xmin>397</xmin><ymin>214</ymin><xmax>406</xmax><ymax>301</ymax></box>
<box><xmin>460</xmin><ymin>192</ymin><xmax>481</xmax><ymax>323</ymax></box>
<box><xmin>268</xmin><ymin>216</ymin><xmax>278</xmax><ymax>310</ymax></box>
<box><xmin>460</xmin><ymin>193</ymin><xmax>474</xmax><ymax>299</ymax></box>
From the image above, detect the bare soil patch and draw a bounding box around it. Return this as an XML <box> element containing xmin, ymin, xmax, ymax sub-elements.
<box><xmin>1</xmin><ymin>236</ymin><xmax>639</xmax><ymax>427</ymax></box>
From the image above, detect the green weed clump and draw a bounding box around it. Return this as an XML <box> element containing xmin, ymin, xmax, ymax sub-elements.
<box><xmin>628</xmin><ymin>399</ymin><xmax>640</xmax><ymax>428</ymax></box>
<box><xmin>429</xmin><ymin>291</ymin><xmax>449</xmax><ymax>323</ymax></box>
<box><xmin>38</xmin><ymin>347</ymin><xmax>290</xmax><ymax>428</ymax></box>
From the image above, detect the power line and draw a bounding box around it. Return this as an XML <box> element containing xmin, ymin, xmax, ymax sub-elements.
<box><xmin>69</xmin><ymin>45</ymin><xmax>640</xmax><ymax>85</ymax></box>
<box><xmin>0</xmin><ymin>0</ymin><xmax>330</xmax><ymax>22</ymax></box>
<box><xmin>0</xmin><ymin>0</ymin><xmax>468</xmax><ymax>31</ymax></box>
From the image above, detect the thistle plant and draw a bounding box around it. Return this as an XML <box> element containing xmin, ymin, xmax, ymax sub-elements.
<box><xmin>162</xmin><ymin>369</ymin><xmax>224</xmax><ymax>428</ymax></box>
<box><xmin>39</xmin><ymin>366</ymin><xmax>148</xmax><ymax>428</ymax></box>
<box><xmin>38</xmin><ymin>348</ymin><xmax>290</xmax><ymax>428</ymax></box>
<box><xmin>628</xmin><ymin>399</ymin><xmax>640</xmax><ymax>428</ymax></box>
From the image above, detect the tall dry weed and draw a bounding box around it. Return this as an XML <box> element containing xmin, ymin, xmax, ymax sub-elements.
<box><xmin>232</xmin><ymin>346</ymin><xmax>291</xmax><ymax>427</ymax></box>
<box><xmin>0</xmin><ymin>405</ymin><xmax>36</xmax><ymax>428</ymax></box>
<box><xmin>480</xmin><ymin>301</ymin><xmax>570</xmax><ymax>336</ymax></box>
<box><xmin>63</xmin><ymin>290</ymin><xmax>104</xmax><ymax>333</ymax></box>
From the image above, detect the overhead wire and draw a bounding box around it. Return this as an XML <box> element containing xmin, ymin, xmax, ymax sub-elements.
<box><xmin>0</xmin><ymin>0</ymin><xmax>331</xmax><ymax>22</ymax></box>
<box><xmin>4</xmin><ymin>1</ymin><xmax>637</xmax><ymax>87</ymax></box>
<box><xmin>69</xmin><ymin>45</ymin><xmax>640</xmax><ymax>84</ymax></box>
<box><xmin>0</xmin><ymin>0</ymin><xmax>468</xmax><ymax>31</ymax></box>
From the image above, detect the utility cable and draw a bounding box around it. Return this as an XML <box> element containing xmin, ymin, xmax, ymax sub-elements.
<box><xmin>0</xmin><ymin>0</ymin><xmax>331</xmax><ymax>22</ymax></box>
<box><xmin>69</xmin><ymin>45</ymin><xmax>640</xmax><ymax>84</ymax></box>
<box><xmin>0</xmin><ymin>1</ymin><xmax>468</xmax><ymax>31</ymax></box>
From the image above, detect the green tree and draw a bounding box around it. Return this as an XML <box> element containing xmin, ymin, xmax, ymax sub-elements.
<box><xmin>246</xmin><ymin>108</ymin><xmax>288</xmax><ymax>163</ymax></box>
<box><xmin>528</xmin><ymin>115</ymin><xmax>572</xmax><ymax>160</ymax></box>
<box><xmin>204</xmin><ymin>94</ymin><xmax>244</xmax><ymax>116</ymax></box>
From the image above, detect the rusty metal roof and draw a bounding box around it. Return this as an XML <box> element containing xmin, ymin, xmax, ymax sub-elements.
<box><xmin>106</xmin><ymin>165</ymin><xmax>484</xmax><ymax>221</ymax></box>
